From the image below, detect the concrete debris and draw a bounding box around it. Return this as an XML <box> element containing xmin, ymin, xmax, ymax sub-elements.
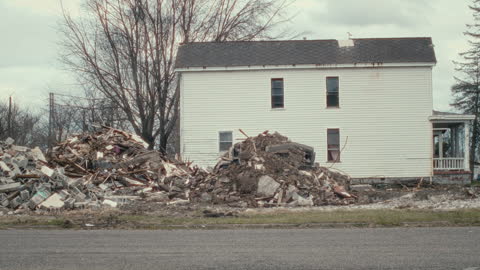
<box><xmin>257</xmin><ymin>175</ymin><xmax>280</xmax><ymax>197</ymax></box>
<box><xmin>189</xmin><ymin>131</ymin><xmax>355</xmax><ymax>207</ymax></box>
<box><xmin>0</xmin><ymin>126</ymin><xmax>195</xmax><ymax>212</ymax></box>
<box><xmin>102</xmin><ymin>199</ymin><xmax>118</xmax><ymax>208</ymax></box>
<box><xmin>40</xmin><ymin>193</ymin><xmax>65</xmax><ymax>209</ymax></box>
<box><xmin>0</xmin><ymin>183</ymin><xmax>21</xmax><ymax>193</ymax></box>
<box><xmin>0</xmin><ymin>128</ymin><xmax>356</xmax><ymax>213</ymax></box>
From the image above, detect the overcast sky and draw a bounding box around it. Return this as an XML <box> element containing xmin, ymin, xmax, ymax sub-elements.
<box><xmin>0</xmin><ymin>0</ymin><xmax>473</xmax><ymax>111</ymax></box>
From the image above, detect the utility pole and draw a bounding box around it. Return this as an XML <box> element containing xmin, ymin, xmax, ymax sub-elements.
<box><xmin>48</xmin><ymin>93</ymin><xmax>55</xmax><ymax>150</ymax></box>
<box><xmin>7</xmin><ymin>96</ymin><xmax>12</xmax><ymax>138</ymax></box>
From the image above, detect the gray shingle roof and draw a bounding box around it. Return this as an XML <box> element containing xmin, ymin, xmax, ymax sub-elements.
<box><xmin>175</xmin><ymin>37</ymin><xmax>436</xmax><ymax>69</ymax></box>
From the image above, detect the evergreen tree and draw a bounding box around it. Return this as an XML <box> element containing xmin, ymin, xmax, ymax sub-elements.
<box><xmin>452</xmin><ymin>0</ymin><xmax>480</xmax><ymax>173</ymax></box>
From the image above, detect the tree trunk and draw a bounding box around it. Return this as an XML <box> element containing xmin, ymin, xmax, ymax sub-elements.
<box><xmin>471</xmin><ymin>88</ymin><xmax>480</xmax><ymax>180</ymax></box>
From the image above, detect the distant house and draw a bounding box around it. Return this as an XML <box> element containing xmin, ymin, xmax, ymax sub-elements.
<box><xmin>175</xmin><ymin>37</ymin><xmax>475</xmax><ymax>183</ymax></box>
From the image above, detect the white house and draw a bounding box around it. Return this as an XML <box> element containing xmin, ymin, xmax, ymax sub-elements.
<box><xmin>175</xmin><ymin>37</ymin><xmax>475</xmax><ymax>183</ymax></box>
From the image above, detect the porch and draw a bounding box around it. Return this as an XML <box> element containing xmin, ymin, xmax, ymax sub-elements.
<box><xmin>429</xmin><ymin>111</ymin><xmax>475</xmax><ymax>172</ymax></box>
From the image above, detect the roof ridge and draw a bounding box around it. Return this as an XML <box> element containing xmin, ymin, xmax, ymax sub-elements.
<box><xmin>179</xmin><ymin>37</ymin><xmax>433</xmax><ymax>46</ymax></box>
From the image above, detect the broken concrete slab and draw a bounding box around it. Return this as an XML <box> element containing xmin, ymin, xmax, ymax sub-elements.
<box><xmin>0</xmin><ymin>161</ymin><xmax>12</xmax><ymax>173</ymax></box>
<box><xmin>0</xmin><ymin>183</ymin><xmax>22</xmax><ymax>193</ymax></box>
<box><xmin>40</xmin><ymin>193</ymin><xmax>64</xmax><ymax>209</ymax></box>
<box><xmin>64</xmin><ymin>198</ymin><xmax>76</xmax><ymax>209</ymax></box>
<box><xmin>102</xmin><ymin>199</ymin><xmax>118</xmax><ymax>208</ymax></box>
<box><xmin>40</xmin><ymin>166</ymin><xmax>55</xmax><ymax>177</ymax></box>
<box><xmin>287</xmin><ymin>192</ymin><xmax>313</xmax><ymax>207</ymax></box>
<box><xmin>28</xmin><ymin>189</ymin><xmax>51</xmax><ymax>209</ymax></box>
<box><xmin>257</xmin><ymin>175</ymin><xmax>280</xmax><ymax>197</ymax></box>
<box><xmin>31</xmin><ymin>147</ymin><xmax>46</xmax><ymax>162</ymax></box>
<box><xmin>11</xmin><ymin>145</ymin><xmax>28</xmax><ymax>152</ymax></box>
<box><xmin>9</xmin><ymin>196</ymin><xmax>23</xmax><ymax>209</ymax></box>
<box><xmin>20</xmin><ymin>190</ymin><xmax>30</xmax><ymax>201</ymax></box>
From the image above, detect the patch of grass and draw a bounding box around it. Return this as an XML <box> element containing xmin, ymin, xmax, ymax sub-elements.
<box><xmin>117</xmin><ymin>208</ymin><xmax>480</xmax><ymax>228</ymax></box>
<box><xmin>0</xmin><ymin>216</ymin><xmax>69</xmax><ymax>228</ymax></box>
<box><xmin>3</xmin><ymin>209</ymin><xmax>480</xmax><ymax>229</ymax></box>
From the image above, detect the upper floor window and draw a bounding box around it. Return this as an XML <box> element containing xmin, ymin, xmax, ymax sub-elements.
<box><xmin>326</xmin><ymin>77</ymin><xmax>339</xmax><ymax>108</ymax></box>
<box><xmin>271</xmin><ymin>78</ymin><xmax>284</xmax><ymax>108</ymax></box>
<box><xmin>219</xmin><ymin>131</ymin><xmax>233</xmax><ymax>152</ymax></box>
<box><xmin>327</xmin><ymin>129</ymin><xmax>340</xmax><ymax>162</ymax></box>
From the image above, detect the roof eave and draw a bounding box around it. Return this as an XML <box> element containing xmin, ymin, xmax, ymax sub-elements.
<box><xmin>429</xmin><ymin>115</ymin><xmax>476</xmax><ymax>122</ymax></box>
<box><xmin>175</xmin><ymin>62</ymin><xmax>436</xmax><ymax>72</ymax></box>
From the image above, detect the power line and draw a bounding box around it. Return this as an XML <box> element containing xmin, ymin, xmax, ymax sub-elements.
<box><xmin>53</xmin><ymin>93</ymin><xmax>108</xmax><ymax>101</ymax></box>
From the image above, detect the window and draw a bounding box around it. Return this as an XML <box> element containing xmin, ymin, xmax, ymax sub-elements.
<box><xmin>219</xmin><ymin>131</ymin><xmax>233</xmax><ymax>152</ymax></box>
<box><xmin>327</xmin><ymin>129</ymin><xmax>340</xmax><ymax>162</ymax></box>
<box><xmin>271</xmin><ymin>78</ymin><xmax>284</xmax><ymax>108</ymax></box>
<box><xmin>326</xmin><ymin>77</ymin><xmax>339</xmax><ymax>107</ymax></box>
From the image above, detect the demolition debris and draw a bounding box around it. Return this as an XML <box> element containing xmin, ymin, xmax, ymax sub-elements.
<box><xmin>188</xmin><ymin>131</ymin><xmax>354</xmax><ymax>207</ymax></box>
<box><xmin>0</xmin><ymin>128</ymin><xmax>354</xmax><ymax>213</ymax></box>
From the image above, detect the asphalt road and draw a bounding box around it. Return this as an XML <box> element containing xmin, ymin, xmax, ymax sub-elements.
<box><xmin>0</xmin><ymin>227</ymin><xmax>479</xmax><ymax>270</ymax></box>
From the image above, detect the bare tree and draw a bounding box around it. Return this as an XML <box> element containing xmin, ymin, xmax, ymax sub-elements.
<box><xmin>60</xmin><ymin>0</ymin><xmax>290</xmax><ymax>152</ymax></box>
<box><xmin>0</xmin><ymin>98</ymin><xmax>43</xmax><ymax>147</ymax></box>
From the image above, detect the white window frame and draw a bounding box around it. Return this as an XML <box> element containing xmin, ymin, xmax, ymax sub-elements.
<box><xmin>218</xmin><ymin>131</ymin><xmax>234</xmax><ymax>153</ymax></box>
<box><xmin>327</xmin><ymin>128</ymin><xmax>341</xmax><ymax>162</ymax></box>
<box><xmin>326</xmin><ymin>76</ymin><xmax>340</xmax><ymax>108</ymax></box>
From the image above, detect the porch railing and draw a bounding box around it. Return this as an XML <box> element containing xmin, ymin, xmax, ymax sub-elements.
<box><xmin>433</xmin><ymin>158</ymin><xmax>465</xmax><ymax>170</ymax></box>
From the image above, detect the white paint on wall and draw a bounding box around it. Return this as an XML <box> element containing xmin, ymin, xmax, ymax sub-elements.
<box><xmin>179</xmin><ymin>66</ymin><xmax>433</xmax><ymax>178</ymax></box>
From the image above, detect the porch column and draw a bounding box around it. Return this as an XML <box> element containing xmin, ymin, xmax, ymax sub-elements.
<box><xmin>464</xmin><ymin>121</ymin><xmax>470</xmax><ymax>171</ymax></box>
<box><xmin>438</xmin><ymin>134</ymin><xmax>443</xmax><ymax>158</ymax></box>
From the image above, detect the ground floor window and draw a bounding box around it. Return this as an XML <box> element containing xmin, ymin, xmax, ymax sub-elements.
<box><xmin>327</xmin><ymin>129</ymin><xmax>340</xmax><ymax>162</ymax></box>
<box><xmin>219</xmin><ymin>131</ymin><xmax>233</xmax><ymax>152</ymax></box>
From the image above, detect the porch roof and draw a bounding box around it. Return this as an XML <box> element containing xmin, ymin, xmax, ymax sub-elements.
<box><xmin>429</xmin><ymin>110</ymin><xmax>475</xmax><ymax>122</ymax></box>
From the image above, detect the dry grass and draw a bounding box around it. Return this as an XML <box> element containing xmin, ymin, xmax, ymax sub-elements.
<box><xmin>2</xmin><ymin>208</ymin><xmax>480</xmax><ymax>229</ymax></box>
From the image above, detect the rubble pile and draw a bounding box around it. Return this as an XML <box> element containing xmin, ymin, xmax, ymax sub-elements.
<box><xmin>46</xmin><ymin>126</ymin><xmax>201</xmax><ymax>205</ymax></box>
<box><xmin>189</xmin><ymin>131</ymin><xmax>355</xmax><ymax>207</ymax></box>
<box><xmin>0</xmin><ymin>127</ymin><xmax>199</xmax><ymax>213</ymax></box>
<box><xmin>0</xmin><ymin>128</ymin><xmax>355</xmax><ymax>213</ymax></box>
<box><xmin>0</xmin><ymin>137</ymin><xmax>66</xmax><ymax>212</ymax></box>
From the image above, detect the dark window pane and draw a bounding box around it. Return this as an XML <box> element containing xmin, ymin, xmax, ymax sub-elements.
<box><xmin>272</xmin><ymin>87</ymin><xmax>283</xmax><ymax>96</ymax></box>
<box><xmin>272</xmin><ymin>95</ymin><xmax>284</xmax><ymax>108</ymax></box>
<box><xmin>219</xmin><ymin>142</ymin><xmax>232</xmax><ymax>152</ymax></box>
<box><xmin>219</xmin><ymin>131</ymin><xmax>233</xmax><ymax>152</ymax></box>
<box><xmin>272</xmin><ymin>79</ymin><xmax>283</xmax><ymax>88</ymax></box>
<box><xmin>271</xmin><ymin>78</ymin><xmax>284</xmax><ymax>108</ymax></box>
<box><xmin>327</xmin><ymin>130</ymin><xmax>339</xmax><ymax>145</ymax></box>
<box><xmin>327</xmin><ymin>93</ymin><xmax>339</xmax><ymax>107</ymax></box>
<box><xmin>327</xmin><ymin>77</ymin><xmax>339</xmax><ymax>93</ymax></box>
<box><xmin>219</xmin><ymin>132</ymin><xmax>232</xmax><ymax>142</ymax></box>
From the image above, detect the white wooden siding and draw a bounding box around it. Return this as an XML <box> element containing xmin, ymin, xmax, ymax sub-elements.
<box><xmin>180</xmin><ymin>66</ymin><xmax>433</xmax><ymax>178</ymax></box>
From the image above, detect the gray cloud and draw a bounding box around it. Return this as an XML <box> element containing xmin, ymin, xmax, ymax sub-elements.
<box><xmin>310</xmin><ymin>0</ymin><xmax>431</xmax><ymax>28</ymax></box>
<box><xmin>0</xmin><ymin>0</ymin><xmax>475</xmax><ymax>113</ymax></box>
<box><xmin>0</xmin><ymin>2</ymin><xmax>59</xmax><ymax>68</ymax></box>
